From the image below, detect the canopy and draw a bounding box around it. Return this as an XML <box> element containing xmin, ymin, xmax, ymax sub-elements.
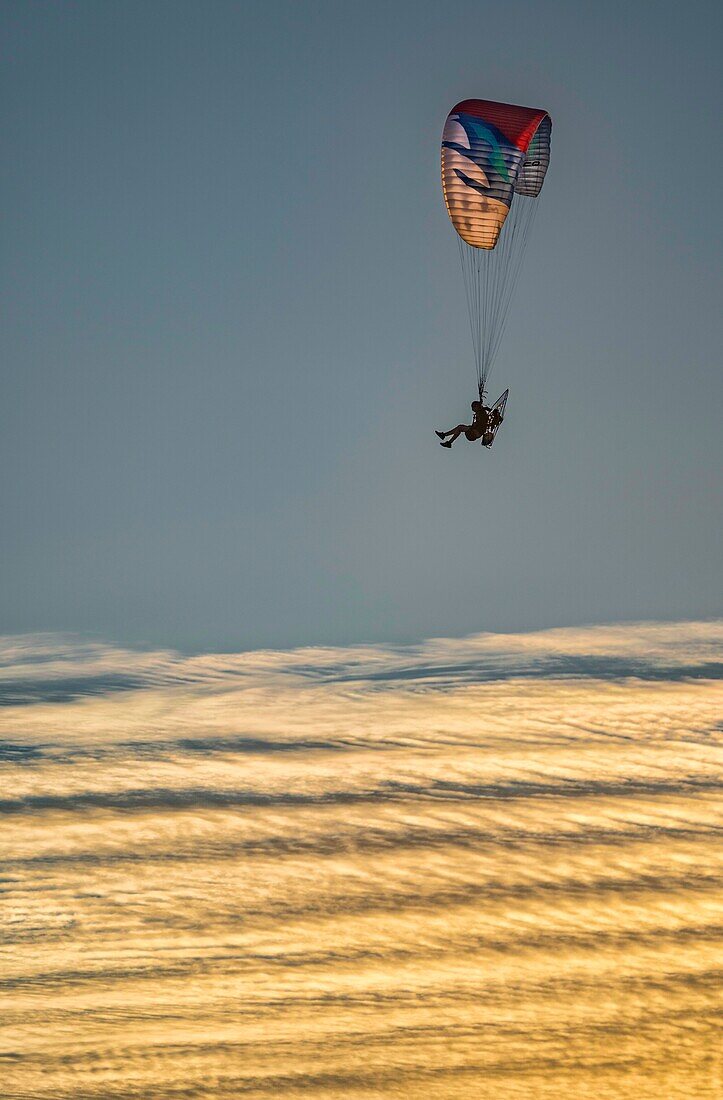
<box><xmin>442</xmin><ymin>98</ymin><xmax>551</xmax><ymax>250</ymax></box>
<box><xmin>441</xmin><ymin>97</ymin><xmax>552</xmax><ymax>393</ymax></box>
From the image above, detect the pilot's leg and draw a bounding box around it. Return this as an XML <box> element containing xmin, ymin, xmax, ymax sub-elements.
<box><xmin>438</xmin><ymin>424</ymin><xmax>468</xmax><ymax>446</ymax></box>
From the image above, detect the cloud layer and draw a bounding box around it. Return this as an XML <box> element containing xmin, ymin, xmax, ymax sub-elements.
<box><xmin>1</xmin><ymin>621</ymin><xmax>722</xmax><ymax>1099</ymax></box>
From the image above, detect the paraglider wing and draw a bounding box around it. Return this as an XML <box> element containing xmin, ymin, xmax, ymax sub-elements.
<box><xmin>442</xmin><ymin>99</ymin><xmax>551</xmax><ymax>249</ymax></box>
<box><xmin>441</xmin><ymin>98</ymin><xmax>551</xmax><ymax>396</ymax></box>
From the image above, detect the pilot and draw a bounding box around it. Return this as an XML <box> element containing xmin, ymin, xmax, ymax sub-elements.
<box><xmin>436</xmin><ymin>399</ymin><xmax>490</xmax><ymax>447</ymax></box>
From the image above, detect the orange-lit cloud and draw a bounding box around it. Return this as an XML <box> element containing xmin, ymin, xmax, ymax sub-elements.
<box><xmin>1</xmin><ymin>621</ymin><xmax>721</xmax><ymax>1098</ymax></box>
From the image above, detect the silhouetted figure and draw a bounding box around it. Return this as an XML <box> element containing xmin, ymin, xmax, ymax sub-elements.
<box><xmin>436</xmin><ymin>400</ymin><xmax>490</xmax><ymax>447</ymax></box>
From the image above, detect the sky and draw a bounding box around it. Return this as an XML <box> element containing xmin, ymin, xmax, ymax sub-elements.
<box><xmin>2</xmin><ymin>0</ymin><xmax>722</xmax><ymax>652</ymax></box>
<box><xmin>2</xmin><ymin>619</ymin><xmax>722</xmax><ymax>1097</ymax></box>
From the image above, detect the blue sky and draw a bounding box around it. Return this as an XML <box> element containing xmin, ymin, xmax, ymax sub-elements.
<box><xmin>2</xmin><ymin>0</ymin><xmax>721</xmax><ymax>651</ymax></box>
